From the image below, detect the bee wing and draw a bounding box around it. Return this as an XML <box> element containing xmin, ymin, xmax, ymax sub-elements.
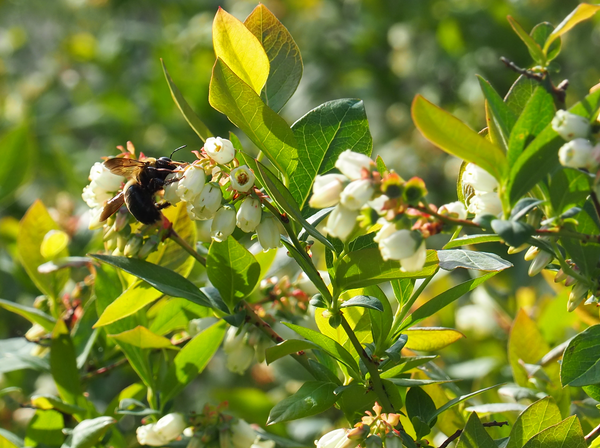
<box><xmin>100</xmin><ymin>192</ymin><xmax>125</xmax><ymax>222</ymax></box>
<box><xmin>104</xmin><ymin>158</ymin><xmax>146</xmax><ymax>177</ymax></box>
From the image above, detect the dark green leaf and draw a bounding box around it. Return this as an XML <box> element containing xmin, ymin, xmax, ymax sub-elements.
<box><xmin>406</xmin><ymin>388</ymin><xmax>437</xmax><ymax>439</ymax></box>
<box><xmin>265</xmin><ymin>339</ymin><xmax>319</xmax><ymax>365</ymax></box>
<box><xmin>0</xmin><ymin>298</ymin><xmax>55</xmax><ymax>331</ymax></box>
<box><xmin>507</xmin><ymin>16</ymin><xmax>545</xmax><ymax>65</ymax></box>
<box><xmin>267</xmin><ymin>381</ymin><xmax>338</xmax><ymax>424</ymax></box>
<box><xmin>443</xmin><ymin>234</ymin><xmax>503</xmax><ymax>249</ymax></box>
<box><xmin>505</xmin><ymin>76</ymin><xmax>538</xmax><ymax>117</ymax></box>
<box><xmin>61</xmin><ymin>416</ymin><xmax>115</xmax><ymax>448</ymax></box>
<box><xmin>387</xmin><ymin>378</ymin><xmax>454</xmax><ymax>387</ymax></box>
<box><xmin>491</xmin><ymin>220</ymin><xmax>535</xmax><ymax>247</ymax></box>
<box><xmin>456</xmin><ymin>412</ymin><xmax>497</xmax><ymax>448</ymax></box>
<box><xmin>530</xmin><ymin>22</ymin><xmax>561</xmax><ymax>63</ymax></box>
<box><xmin>561</xmin><ymin>324</ymin><xmax>600</xmax><ymax>387</ymax></box>
<box><xmin>281</xmin><ymin>238</ymin><xmax>331</xmax><ymax>301</ymax></box>
<box><xmin>340</xmin><ymin>295</ymin><xmax>383</xmax><ymax>312</ymax></box>
<box><xmin>380</xmin><ymin>356</ymin><xmax>437</xmax><ymax>377</ymax></box>
<box><xmin>437</xmin><ymin>250</ymin><xmax>512</xmax><ymax>271</ymax></box>
<box><xmin>0</xmin><ymin>125</ymin><xmax>33</xmax><ymax>204</ymax></box>
<box><xmin>477</xmin><ymin>76</ymin><xmax>517</xmax><ymax>149</ymax></box>
<box><xmin>207</xmin><ymin>236</ymin><xmax>261</xmax><ymax>311</ymax></box>
<box><xmin>549</xmin><ymin>168</ymin><xmax>592</xmax><ymax>216</ymax></box>
<box><xmin>290</xmin><ymin>99</ymin><xmax>372</xmax><ymax>208</ymax></box>
<box><xmin>510</xmin><ymin>198</ymin><xmax>545</xmax><ymax>222</ymax></box>
<box><xmin>560</xmin><ymin>200</ymin><xmax>600</xmax><ymax>277</ymax></box>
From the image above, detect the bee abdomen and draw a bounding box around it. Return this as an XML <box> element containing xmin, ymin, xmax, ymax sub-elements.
<box><xmin>124</xmin><ymin>183</ymin><xmax>162</xmax><ymax>224</ymax></box>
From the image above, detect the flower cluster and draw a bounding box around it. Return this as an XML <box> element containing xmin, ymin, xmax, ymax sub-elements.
<box><xmin>136</xmin><ymin>413</ymin><xmax>187</xmax><ymax>446</ymax></box>
<box><xmin>461</xmin><ymin>163</ymin><xmax>502</xmax><ymax>218</ymax></box>
<box><xmin>82</xmin><ymin>161</ymin><xmax>125</xmax><ymax>230</ymax></box>
<box><xmin>309</xmin><ymin>150</ymin><xmax>464</xmax><ymax>272</ymax></box>
<box><xmin>553</xmin><ymin>110</ymin><xmax>598</xmax><ymax>170</ymax></box>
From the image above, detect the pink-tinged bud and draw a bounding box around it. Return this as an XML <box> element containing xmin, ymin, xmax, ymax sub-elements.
<box><xmin>236</xmin><ymin>197</ymin><xmax>262</xmax><ymax>233</ymax></box>
<box><xmin>335</xmin><ymin>150</ymin><xmax>374</xmax><ymax>180</ymax></box>
<box><xmin>567</xmin><ymin>282</ymin><xmax>589</xmax><ymax>312</ymax></box>
<box><xmin>256</xmin><ymin>215</ymin><xmax>281</xmax><ymax>252</ymax></box>
<box><xmin>340</xmin><ymin>179</ymin><xmax>375</xmax><ymax>210</ymax></box>
<box><xmin>205</xmin><ymin>137</ymin><xmax>236</xmax><ymax>164</ymax></box>
<box><xmin>462</xmin><ymin>163</ymin><xmax>498</xmax><ymax>193</ymax></box>
<box><xmin>211</xmin><ymin>205</ymin><xmax>236</xmax><ymax>242</ymax></box>
<box><xmin>528</xmin><ymin>251</ymin><xmax>553</xmax><ymax>276</ymax></box>
<box><xmin>558</xmin><ymin>139</ymin><xmax>595</xmax><ymax>169</ymax></box>
<box><xmin>230</xmin><ymin>165</ymin><xmax>256</xmax><ymax>193</ymax></box>
<box><xmin>552</xmin><ymin>110</ymin><xmax>590</xmax><ymax>141</ymax></box>
<box><xmin>324</xmin><ymin>204</ymin><xmax>359</xmax><ymax>241</ymax></box>
<box><xmin>565</xmin><ymin>275</ymin><xmax>577</xmax><ymax>287</ymax></box>
<box><xmin>309</xmin><ymin>174</ymin><xmax>348</xmax><ymax>208</ymax></box>
<box><xmin>438</xmin><ymin>201</ymin><xmax>467</xmax><ymax>220</ymax></box>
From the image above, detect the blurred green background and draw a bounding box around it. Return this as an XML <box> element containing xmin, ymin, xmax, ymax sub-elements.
<box><xmin>1</xmin><ymin>0</ymin><xmax>600</xmax><ymax>443</ymax></box>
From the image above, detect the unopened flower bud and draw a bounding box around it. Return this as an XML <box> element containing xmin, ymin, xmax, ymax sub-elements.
<box><xmin>340</xmin><ymin>179</ymin><xmax>375</xmax><ymax>210</ymax></box>
<box><xmin>230</xmin><ymin>420</ymin><xmax>256</xmax><ymax>448</ymax></box>
<box><xmin>177</xmin><ymin>164</ymin><xmax>206</xmax><ymax>202</ymax></box>
<box><xmin>438</xmin><ymin>201</ymin><xmax>467</xmax><ymax>220</ymax></box>
<box><xmin>554</xmin><ymin>269</ymin><xmax>568</xmax><ymax>283</ymax></box>
<box><xmin>211</xmin><ymin>205</ymin><xmax>237</xmax><ymax>242</ymax></box>
<box><xmin>309</xmin><ymin>174</ymin><xmax>348</xmax><ymax>208</ymax></box>
<box><xmin>25</xmin><ymin>324</ymin><xmax>47</xmax><ymax>342</ymax></box>
<box><xmin>565</xmin><ymin>275</ymin><xmax>577</xmax><ymax>287</ymax></box>
<box><xmin>256</xmin><ymin>215</ymin><xmax>281</xmax><ymax>252</ymax></box>
<box><xmin>368</xmin><ymin>195</ymin><xmax>390</xmax><ymax>216</ymax></box>
<box><xmin>324</xmin><ymin>204</ymin><xmax>359</xmax><ymax>241</ymax></box>
<box><xmin>205</xmin><ymin>137</ymin><xmax>236</xmax><ymax>164</ymax></box>
<box><xmin>335</xmin><ymin>150</ymin><xmax>374</xmax><ymax>180</ymax></box>
<box><xmin>236</xmin><ymin>197</ymin><xmax>262</xmax><ymax>233</ymax></box>
<box><xmin>136</xmin><ymin>424</ymin><xmax>165</xmax><ymax>446</ymax></box>
<box><xmin>558</xmin><ymin>138</ymin><xmax>594</xmax><ymax>169</ymax></box>
<box><xmin>524</xmin><ymin>245</ymin><xmax>540</xmax><ymax>261</ymax></box>
<box><xmin>124</xmin><ymin>235</ymin><xmax>143</xmax><ymax>257</ymax></box>
<box><xmin>462</xmin><ymin>163</ymin><xmax>498</xmax><ymax>193</ymax></box>
<box><xmin>567</xmin><ymin>282</ymin><xmax>589</xmax><ymax>312</ymax></box>
<box><xmin>552</xmin><ymin>110</ymin><xmax>590</xmax><ymax>141</ymax></box>
<box><xmin>138</xmin><ymin>236</ymin><xmax>159</xmax><ymax>259</ymax></box>
<box><xmin>528</xmin><ymin>250</ymin><xmax>553</xmax><ymax>276</ymax></box>
<box><xmin>230</xmin><ymin>165</ymin><xmax>256</xmax><ymax>193</ymax></box>
<box><xmin>155</xmin><ymin>413</ymin><xmax>187</xmax><ymax>441</ymax></box>
<box><xmin>507</xmin><ymin>243</ymin><xmax>528</xmax><ymax>254</ymax></box>
<box><xmin>402</xmin><ymin>177</ymin><xmax>427</xmax><ymax>204</ymax></box>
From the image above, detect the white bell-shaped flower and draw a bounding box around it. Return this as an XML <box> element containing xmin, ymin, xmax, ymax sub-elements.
<box><xmin>236</xmin><ymin>197</ymin><xmax>262</xmax><ymax>233</ymax></box>
<box><xmin>211</xmin><ymin>205</ymin><xmax>237</xmax><ymax>242</ymax></box>
<box><xmin>335</xmin><ymin>150</ymin><xmax>374</xmax><ymax>180</ymax></box>
<box><xmin>231</xmin><ymin>420</ymin><xmax>257</xmax><ymax>448</ymax></box>
<box><xmin>230</xmin><ymin>165</ymin><xmax>256</xmax><ymax>193</ymax></box>
<box><xmin>136</xmin><ymin>424</ymin><xmax>167</xmax><ymax>446</ymax></box>
<box><xmin>438</xmin><ymin>201</ymin><xmax>467</xmax><ymax>220</ymax></box>
<box><xmin>205</xmin><ymin>137</ymin><xmax>236</xmax><ymax>164</ymax></box>
<box><xmin>467</xmin><ymin>192</ymin><xmax>502</xmax><ymax>218</ymax></box>
<box><xmin>177</xmin><ymin>164</ymin><xmax>206</xmax><ymax>202</ymax></box>
<box><xmin>315</xmin><ymin>429</ymin><xmax>347</xmax><ymax>448</ymax></box>
<box><xmin>309</xmin><ymin>174</ymin><xmax>348</xmax><ymax>208</ymax></box>
<box><xmin>155</xmin><ymin>413</ymin><xmax>187</xmax><ymax>442</ymax></box>
<box><xmin>340</xmin><ymin>179</ymin><xmax>375</xmax><ymax>210</ymax></box>
<box><xmin>163</xmin><ymin>171</ymin><xmax>183</xmax><ymax>204</ymax></box>
<box><xmin>378</xmin><ymin>229</ymin><xmax>420</xmax><ymax>262</ymax></box>
<box><xmin>256</xmin><ymin>215</ymin><xmax>281</xmax><ymax>252</ymax></box>
<box><xmin>191</xmin><ymin>183</ymin><xmax>222</xmax><ymax>220</ymax></box>
<box><xmin>558</xmin><ymin>138</ymin><xmax>594</xmax><ymax>169</ymax></box>
<box><xmin>324</xmin><ymin>204</ymin><xmax>358</xmax><ymax>241</ymax></box>
<box><xmin>552</xmin><ymin>110</ymin><xmax>590</xmax><ymax>141</ymax></box>
<box><xmin>89</xmin><ymin>161</ymin><xmax>125</xmax><ymax>192</ymax></box>
<box><xmin>462</xmin><ymin>163</ymin><xmax>498</xmax><ymax>193</ymax></box>
<box><xmin>400</xmin><ymin>240</ymin><xmax>427</xmax><ymax>272</ymax></box>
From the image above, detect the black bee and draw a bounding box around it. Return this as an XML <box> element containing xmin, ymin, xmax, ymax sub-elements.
<box><xmin>100</xmin><ymin>148</ymin><xmax>185</xmax><ymax>225</ymax></box>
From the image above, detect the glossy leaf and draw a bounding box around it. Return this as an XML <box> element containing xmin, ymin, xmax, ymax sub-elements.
<box><xmin>18</xmin><ymin>200</ymin><xmax>69</xmax><ymax>298</ymax></box>
<box><xmin>507</xmin><ymin>16</ymin><xmax>545</xmax><ymax>64</ymax></box>
<box><xmin>561</xmin><ymin>324</ymin><xmax>600</xmax><ymax>387</ymax></box>
<box><xmin>443</xmin><ymin>234</ymin><xmax>503</xmax><ymax>249</ymax></box>
<box><xmin>491</xmin><ymin>220</ymin><xmax>535</xmax><ymax>247</ymax></box>
<box><xmin>0</xmin><ymin>298</ymin><xmax>55</xmax><ymax>331</ymax></box>
<box><xmin>207</xmin><ymin>236</ymin><xmax>261</xmax><ymax>311</ymax></box>
<box><xmin>544</xmin><ymin>4</ymin><xmax>600</xmax><ymax>52</ymax></box>
<box><xmin>559</xmin><ymin>200</ymin><xmax>600</xmax><ymax>277</ymax></box>
<box><xmin>94</xmin><ymin>281</ymin><xmax>163</xmax><ymax>327</ymax></box>
<box><xmin>209</xmin><ymin>58</ymin><xmax>297</xmax><ymax>177</ymax></box>
<box><xmin>510</xmin><ymin>198</ymin><xmax>545</xmax><ymax>222</ymax></box>
<box><xmin>160</xmin><ymin>320</ymin><xmax>226</xmax><ymax>403</ymax></box>
<box><xmin>400</xmin><ymin>272</ymin><xmax>497</xmax><ymax>331</ymax></box>
<box><xmin>521</xmin><ymin>415</ymin><xmax>585</xmax><ymax>448</ymax></box>
<box><xmin>336</xmin><ymin>248</ymin><xmax>439</xmax><ymax>290</ymax></box>
<box><xmin>213</xmin><ymin>8</ymin><xmax>269</xmax><ymax>95</ymax></box>
<box><xmin>549</xmin><ymin>168</ymin><xmax>592</xmax><ymax>216</ymax></box>
<box><xmin>386</xmin><ymin>378</ymin><xmax>454</xmax><ymax>387</ymax></box>
<box><xmin>62</xmin><ymin>416</ymin><xmax>116</xmax><ymax>448</ymax></box>
<box><xmin>267</xmin><ymin>381</ymin><xmax>338</xmax><ymax>424</ymax></box>
<box><xmin>265</xmin><ymin>339</ymin><xmax>319</xmax><ymax>365</ymax></box>
<box><xmin>340</xmin><ymin>295</ymin><xmax>383</xmax><ymax>312</ymax></box>
<box><xmin>478</xmin><ymin>76</ymin><xmax>516</xmax><ymax>148</ymax></box>
<box><xmin>437</xmin><ymin>250</ymin><xmax>512</xmax><ymax>271</ymax></box>
<box><xmin>506</xmin><ymin>396</ymin><xmax>562</xmax><ymax>448</ymax></box>
<box><xmin>380</xmin><ymin>356</ymin><xmax>437</xmax><ymax>377</ymax></box>
<box><xmin>244</xmin><ymin>4</ymin><xmax>303</xmax><ymax>112</ymax></box>
<box><xmin>403</xmin><ymin>328</ymin><xmax>465</xmax><ymax>352</ymax></box>
<box><xmin>412</xmin><ymin>95</ymin><xmax>507</xmax><ymax>182</ymax></box>
<box><xmin>505</xmin><ymin>75</ymin><xmax>538</xmax><ymax>117</ymax></box>
<box><xmin>0</xmin><ymin>338</ymin><xmax>49</xmax><ymax>373</ymax></box>
<box><xmin>406</xmin><ymin>387</ymin><xmax>437</xmax><ymax>439</ymax></box>
<box><xmin>108</xmin><ymin>326</ymin><xmax>178</xmax><ymax>350</ymax></box>
<box><xmin>290</xmin><ymin>99</ymin><xmax>372</xmax><ymax>208</ymax></box>
<box><xmin>456</xmin><ymin>412</ymin><xmax>496</xmax><ymax>448</ymax></box>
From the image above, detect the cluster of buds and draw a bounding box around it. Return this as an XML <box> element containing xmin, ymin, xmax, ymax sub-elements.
<box><xmin>553</xmin><ymin>110</ymin><xmax>599</xmax><ymax>170</ymax></box>
<box><xmin>523</xmin><ymin>243</ymin><xmax>554</xmax><ymax>277</ymax></box>
<box><xmin>310</xmin><ymin>150</ymin><xmax>461</xmax><ymax>272</ymax></box>
<box><xmin>461</xmin><ymin>163</ymin><xmax>502</xmax><ymax>218</ymax></box>
<box><xmin>184</xmin><ymin>404</ymin><xmax>274</xmax><ymax>448</ymax></box>
<box><xmin>136</xmin><ymin>413</ymin><xmax>187</xmax><ymax>446</ymax></box>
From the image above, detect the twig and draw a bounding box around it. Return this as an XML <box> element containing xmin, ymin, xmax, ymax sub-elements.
<box><xmin>168</xmin><ymin>227</ymin><xmax>206</xmax><ymax>266</ymax></box>
<box><xmin>585</xmin><ymin>422</ymin><xmax>600</xmax><ymax>443</ymax></box>
<box><xmin>500</xmin><ymin>57</ymin><xmax>544</xmax><ymax>81</ymax></box>
<box><xmin>82</xmin><ymin>358</ymin><xmax>128</xmax><ymax>380</ymax></box>
<box><xmin>439</xmin><ymin>421</ymin><xmax>508</xmax><ymax>448</ymax></box>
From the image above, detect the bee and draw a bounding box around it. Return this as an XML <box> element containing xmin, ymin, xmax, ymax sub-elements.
<box><xmin>100</xmin><ymin>147</ymin><xmax>185</xmax><ymax>225</ymax></box>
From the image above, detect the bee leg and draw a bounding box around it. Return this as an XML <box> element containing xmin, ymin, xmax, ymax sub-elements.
<box><xmin>148</xmin><ymin>178</ymin><xmax>165</xmax><ymax>191</ymax></box>
<box><xmin>156</xmin><ymin>201</ymin><xmax>171</xmax><ymax>210</ymax></box>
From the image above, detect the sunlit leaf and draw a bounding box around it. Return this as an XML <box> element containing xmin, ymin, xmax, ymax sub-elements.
<box><xmin>521</xmin><ymin>415</ymin><xmax>585</xmax><ymax>448</ymax></box>
<box><xmin>403</xmin><ymin>328</ymin><xmax>465</xmax><ymax>351</ymax></box>
<box><xmin>62</xmin><ymin>416</ymin><xmax>115</xmax><ymax>448</ymax></box>
<box><xmin>561</xmin><ymin>324</ymin><xmax>600</xmax><ymax>387</ymax></box>
<box><xmin>456</xmin><ymin>412</ymin><xmax>496</xmax><ymax>448</ymax></box>
<box><xmin>0</xmin><ymin>298</ymin><xmax>55</xmax><ymax>332</ymax></box>
<box><xmin>267</xmin><ymin>381</ymin><xmax>338</xmax><ymax>424</ymax></box>
<box><xmin>94</xmin><ymin>281</ymin><xmax>163</xmax><ymax>328</ymax></box>
<box><xmin>508</xmin><ymin>309</ymin><xmax>549</xmax><ymax>387</ymax></box>
<box><xmin>544</xmin><ymin>3</ymin><xmax>600</xmax><ymax>52</ymax></box>
<box><xmin>506</xmin><ymin>396</ymin><xmax>562</xmax><ymax>448</ymax></box>
<box><xmin>442</xmin><ymin>234</ymin><xmax>502</xmax><ymax>249</ymax></box>
<box><xmin>437</xmin><ymin>250</ymin><xmax>512</xmax><ymax>271</ymax></box>
<box><xmin>108</xmin><ymin>326</ymin><xmax>178</xmax><ymax>350</ymax></box>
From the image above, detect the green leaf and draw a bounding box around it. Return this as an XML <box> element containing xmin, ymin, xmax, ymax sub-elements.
<box><xmin>0</xmin><ymin>125</ymin><xmax>33</xmax><ymax>204</ymax></box>
<box><xmin>94</xmin><ymin>281</ymin><xmax>163</xmax><ymax>327</ymax></box>
<box><xmin>549</xmin><ymin>168</ymin><xmax>592</xmax><ymax>215</ymax></box>
<box><xmin>521</xmin><ymin>415</ymin><xmax>586</xmax><ymax>448</ymax></box>
<box><xmin>507</xmin><ymin>86</ymin><xmax>555</xmax><ymax>167</ymax></box>
<box><xmin>380</xmin><ymin>356</ymin><xmax>437</xmax><ymax>377</ymax></box>
<box><xmin>340</xmin><ymin>295</ymin><xmax>383</xmax><ymax>312</ymax></box>
<box><xmin>531</xmin><ymin>23</ymin><xmax>561</xmax><ymax>63</ymax></box>
<box><xmin>0</xmin><ymin>428</ymin><xmax>24</xmax><ymax>448</ymax></box>
<box><xmin>336</xmin><ymin>248</ymin><xmax>439</xmax><ymax>290</ymax></box>
<box><xmin>91</xmin><ymin>255</ymin><xmax>222</xmax><ymax>311</ymax></box>
<box><xmin>559</xmin><ymin>200</ymin><xmax>600</xmax><ymax>277</ymax></box>
<box><xmin>403</xmin><ymin>328</ymin><xmax>464</xmax><ymax>352</ymax></box>
<box><xmin>386</xmin><ymin>378</ymin><xmax>454</xmax><ymax>387</ymax></box>
<box><xmin>400</xmin><ymin>272</ymin><xmax>497</xmax><ymax>331</ymax></box>
<box><xmin>443</xmin><ymin>234</ymin><xmax>503</xmax><ymax>249</ymax></box>
<box><xmin>25</xmin><ymin>410</ymin><xmax>65</xmax><ymax>447</ymax></box>
<box><xmin>161</xmin><ymin>60</ymin><xmax>212</xmax><ymax>142</ymax></box>
<box><xmin>256</xmin><ymin>161</ymin><xmax>335</xmax><ymax>251</ymax></box>
<box><xmin>507</xmin><ymin>16</ymin><xmax>545</xmax><ymax>64</ymax></box>
<box><xmin>406</xmin><ymin>388</ymin><xmax>437</xmax><ymax>439</ymax></box>
<box><xmin>506</xmin><ymin>88</ymin><xmax>600</xmax><ymax>206</ymax></box>
<box><xmin>31</xmin><ymin>395</ymin><xmax>85</xmax><ymax>415</ymax></box>
<box><xmin>0</xmin><ymin>298</ymin><xmax>55</xmax><ymax>331</ymax></box>
<box><xmin>506</xmin><ymin>396</ymin><xmax>562</xmax><ymax>448</ymax></box>
<box><xmin>411</xmin><ymin>95</ymin><xmax>507</xmax><ymax>182</ymax></box>
<box><xmin>244</xmin><ymin>4</ymin><xmax>303</xmax><ymax>112</ymax></box>
<box><xmin>281</xmin><ymin>238</ymin><xmax>331</xmax><ymax>300</ymax></box>
<box><xmin>456</xmin><ymin>412</ymin><xmax>497</xmax><ymax>448</ymax></box>
<box><xmin>108</xmin><ymin>326</ymin><xmax>178</xmax><ymax>350</ymax></box>
<box><xmin>544</xmin><ymin>4</ymin><xmax>600</xmax><ymax>53</ymax></box>
<box><xmin>561</xmin><ymin>324</ymin><xmax>600</xmax><ymax>387</ymax></box>
<box><xmin>265</xmin><ymin>339</ymin><xmax>320</xmax><ymax>365</ymax></box>
<box><xmin>213</xmin><ymin>7</ymin><xmax>270</xmax><ymax>95</ymax></box>
<box><xmin>103</xmin><ymin>383</ymin><xmax>146</xmax><ymax>421</ymax></box>
<box><xmin>505</xmin><ymin>76</ymin><xmax>538</xmax><ymax>117</ymax></box>
<box><xmin>207</xmin><ymin>236</ymin><xmax>261</xmax><ymax>311</ymax></box>
<box><xmin>283</xmin><ymin>322</ymin><xmax>360</xmax><ymax>377</ymax></box>
<box><xmin>0</xmin><ymin>338</ymin><xmax>49</xmax><ymax>373</ymax></box>
<box><xmin>267</xmin><ymin>381</ymin><xmax>338</xmax><ymax>424</ymax></box>
<box><xmin>508</xmin><ymin>309</ymin><xmax>549</xmax><ymax>387</ymax></box>
<box><xmin>510</xmin><ymin>198</ymin><xmax>545</xmax><ymax>222</ymax></box>
<box><xmin>427</xmin><ymin>384</ymin><xmax>502</xmax><ymax>425</ymax></box>
<box><xmin>209</xmin><ymin>58</ymin><xmax>297</xmax><ymax>178</ymax></box>
<box><xmin>437</xmin><ymin>250</ymin><xmax>512</xmax><ymax>271</ymax></box>
<box><xmin>61</xmin><ymin>416</ymin><xmax>115</xmax><ymax>448</ymax></box>
<box><xmin>160</xmin><ymin>320</ymin><xmax>226</xmax><ymax>403</ymax></box>
<box><xmin>477</xmin><ymin>76</ymin><xmax>517</xmax><ymax>149</ymax></box>
<box><xmin>491</xmin><ymin>220</ymin><xmax>535</xmax><ymax>247</ymax></box>
<box><xmin>18</xmin><ymin>200</ymin><xmax>69</xmax><ymax>298</ymax></box>
<box><xmin>290</xmin><ymin>99</ymin><xmax>372</xmax><ymax>208</ymax></box>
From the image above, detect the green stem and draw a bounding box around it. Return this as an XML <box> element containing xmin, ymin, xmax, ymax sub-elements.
<box><xmin>391</xmin><ymin>273</ymin><xmax>436</xmax><ymax>335</ymax></box>
<box><xmin>537</xmin><ymin>227</ymin><xmax>600</xmax><ymax>244</ymax></box>
<box><xmin>551</xmin><ymin>241</ymin><xmax>588</xmax><ymax>284</ymax></box>
<box><xmin>168</xmin><ymin>228</ymin><xmax>206</xmax><ymax>266</ymax></box>
<box><xmin>340</xmin><ymin>315</ymin><xmax>395</xmax><ymax>413</ymax></box>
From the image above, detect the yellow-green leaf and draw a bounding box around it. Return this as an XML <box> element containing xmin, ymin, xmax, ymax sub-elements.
<box><xmin>94</xmin><ymin>282</ymin><xmax>163</xmax><ymax>328</ymax></box>
<box><xmin>40</xmin><ymin>230</ymin><xmax>69</xmax><ymax>260</ymax></box>
<box><xmin>508</xmin><ymin>309</ymin><xmax>549</xmax><ymax>387</ymax></box>
<box><xmin>412</xmin><ymin>95</ymin><xmax>507</xmax><ymax>182</ymax></box>
<box><xmin>544</xmin><ymin>4</ymin><xmax>600</xmax><ymax>53</ymax></box>
<box><xmin>108</xmin><ymin>326</ymin><xmax>178</xmax><ymax>350</ymax></box>
<box><xmin>212</xmin><ymin>7</ymin><xmax>270</xmax><ymax>95</ymax></box>
<box><xmin>404</xmin><ymin>327</ymin><xmax>465</xmax><ymax>351</ymax></box>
